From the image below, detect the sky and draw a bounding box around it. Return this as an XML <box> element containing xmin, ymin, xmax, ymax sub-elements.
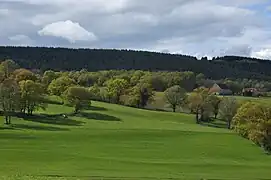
<box><xmin>0</xmin><ymin>0</ymin><xmax>271</xmax><ymax>59</ymax></box>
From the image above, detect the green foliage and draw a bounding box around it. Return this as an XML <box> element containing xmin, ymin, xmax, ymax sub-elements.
<box><xmin>47</xmin><ymin>76</ymin><xmax>76</xmax><ymax>96</ymax></box>
<box><xmin>13</xmin><ymin>68</ymin><xmax>37</xmax><ymax>82</ymax></box>
<box><xmin>219</xmin><ymin>97</ymin><xmax>239</xmax><ymax>129</ymax></box>
<box><xmin>188</xmin><ymin>87</ymin><xmax>210</xmax><ymax>123</ymax></box>
<box><xmin>89</xmin><ymin>84</ymin><xmax>101</xmax><ymax>100</ymax></box>
<box><xmin>63</xmin><ymin>86</ymin><xmax>92</xmax><ymax>113</ymax></box>
<box><xmin>42</xmin><ymin>70</ymin><xmax>59</xmax><ymax>87</ymax></box>
<box><xmin>128</xmin><ymin>82</ymin><xmax>154</xmax><ymax>108</ymax></box>
<box><xmin>164</xmin><ymin>85</ymin><xmax>186</xmax><ymax>112</ymax></box>
<box><xmin>179</xmin><ymin>71</ymin><xmax>196</xmax><ymax>91</ymax></box>
<box><xmin>0</xmin><ymin>59</ymin><xmax>19</xmax><ymax>78</ymax></box>
<box><xmin>233</xmin><ymin>102</ymin><xmax>271</xmax><ymax>151</ymax></box>
<box><xmin>105</xmin><ymin>78</ymin><xmax>128</xmax><ymax>104</ymax></box>
<box><xmin>207</xmin><ymin>95</ymin><xmax>222</xmax><ymax>119</ymax></box>
<box><xmin>0</xmin><ymin>78</ymin><xmax>20</xmax><ymax>124</ymax></box>
<box><xmin>19</xmin><ymin>80</ymin><xmax>47</xmax><ymax>115</ymax></box>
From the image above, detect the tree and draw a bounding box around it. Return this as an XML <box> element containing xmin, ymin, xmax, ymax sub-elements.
<box><xmin>48</xmin><ymin>76</ymin><xmax>76</xmax><ymax>96</ymax></box>
<box><xmin>0</xmin><ymin>78</ymin><xmax>20</xmax><ymax>124</ymax></box>
<box><xmin>13</xmin><ymin>68</ymin><xmax>37</xmax><ymax>82</ymax></box>
<box><xmin>164</xmin><ymin>85</ymin><xmax>186</xmax><ymax>112</ymax></box>
<box><xmin>128</xmin><ymin>82</ymin><xmax>154</xmax><ymax>108</ymax></box>
<box><xmin>180</xmin><ymin>71</ymin><xmax>196</xmax><ymax>92</ymax></box>
<box><xmin>63</xmin><ymin>86</ymin><xmax>92</xmax><ymax>113</ymax></box>
<box><xmin>187</xmin><ymin>87</ymin><xmax>210</xmax><ymax>123</ymax></box>
<box><xmin>0</xmin><ymin>59</ymin><xmax>19</xmax><ymax>78</ymax></box>
<box><xmin>233</xmin><ymin>102</ymin><xmax>271</xmax><ymax>151</ymax></box>
<box><xmin>105</xmin><ymin>78</ymin><xmax>128</xmax><ymax>104</ymax></box>
<box><xmin>224</xmin><ymin>80</ymin><xmax>243</xmax><ymax>95</ymax></box>
<box><xmin>89</xmin><ymin>84</ymin><xmax>101</xmax><ymax>101</ymax></box>
<box><xmin>207</xmin><ymin>95</ymin><xmax>221</xmax><ymax>119</ymax></box>
<box><xmin>219</xmin><ymin>97</ymin><xmax>238</xmax><ymax>129</ymax></box>
<box><xmin>19</xmin><ymin>80</ymin><xmax>47</xmax><ymax>115</ymax></box>
<box><xmin>42</xmin><ymin>70</ymin><xmax>59</xmax><ymax>87</ymax></box>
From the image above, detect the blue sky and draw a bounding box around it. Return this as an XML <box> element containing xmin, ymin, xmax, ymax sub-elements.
<box><xmin>0</xmin><ymin>0</ymin><xmax>271</xmax><ymax>59</ymax></box>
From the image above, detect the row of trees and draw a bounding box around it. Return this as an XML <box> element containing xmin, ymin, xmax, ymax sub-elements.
<box><xmin>164</xmin><ymin>86</ymin><xmax>238</xmax><ymax>128</ymax></box>
<box><xmin>41</xmin><ymin>69</ymin><xmax>271</xmax><ymax>96</ymax></box>
<box><xmin>0</xmin><ymin>60</ymin><xmax>94</xmax><ymax>124</ymax></box>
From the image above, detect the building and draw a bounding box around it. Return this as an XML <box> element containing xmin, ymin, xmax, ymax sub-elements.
<box><xmin>209</xmin><ymin>83</ymin><xmax>233</xmax><ymax>95</ymax></box>
<box><xmin>242</xmin><ymin>88</ymin><xmax>261</xmax><ymax>97</ymax></box>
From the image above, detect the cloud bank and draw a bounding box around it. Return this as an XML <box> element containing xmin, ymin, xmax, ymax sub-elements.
<box><xmin>0</xmin><ymin>0</ymin><xmax>270</xmax><ymax>59</ymax></box>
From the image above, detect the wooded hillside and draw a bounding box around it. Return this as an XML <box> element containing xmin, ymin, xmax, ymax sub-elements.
<box><xmin>0</xmin><ymin>46</ymin><xmax>270</xmax><ymax>80</ymax></box>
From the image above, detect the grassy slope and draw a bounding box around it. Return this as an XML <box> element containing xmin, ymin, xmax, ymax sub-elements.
<box><xmin>149</xmin><ymin>91</ymin><xmax>271</xmax><ymax>112</ymax></box>
<box><xmin>0</xmin><ymin>102</ymin><xmax>271</xmax><ymax>180</ymax></box>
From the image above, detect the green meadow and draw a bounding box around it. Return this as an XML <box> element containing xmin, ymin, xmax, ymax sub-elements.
<box><xmin>0</xmin><ymin>100</ymin><xmax>271</xmax><ymax>180</ymax></box>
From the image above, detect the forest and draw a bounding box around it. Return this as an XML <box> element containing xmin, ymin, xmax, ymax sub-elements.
<box><xmin>0</xmin><ymin>46</ymin><xmax>271</xmax><ymax>80</ymax></box>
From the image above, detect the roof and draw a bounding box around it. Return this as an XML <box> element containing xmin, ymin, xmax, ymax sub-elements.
<box><xmin>243</xmin><ymin>88</ymin><xmax>258</xmax><ymax>92</ymax></box>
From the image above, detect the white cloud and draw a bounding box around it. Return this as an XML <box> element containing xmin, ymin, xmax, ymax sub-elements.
<box><xmin>0</xmin><ymin>0</ymin><xmax>270</xmax><ymax>59</ymax></box>
<box><xmin>9</xmin><ymin>34</ymin><xmax>30</xmax><ymax>41</ymax></box>
<box><xmin>0</xmin><ymin>9</ymin><xmax>9</xmax><ymax>16</ymax></box>
<box><xmin>38</xmin><ymin>20</ymin><xmax>97</xmax><ymax>43</ymax></box>
<box><xmin>7</xmin><ymin>34</ymin><xmax>33</xmax><ymax>46</ymax></box>
<box><xmin>252</xmin><ymin>49</ymin><xmax>271</xmax><ymax>59</ymax></box>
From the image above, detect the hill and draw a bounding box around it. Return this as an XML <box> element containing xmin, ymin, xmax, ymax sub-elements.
<box><xmin>0</xmin><ymin>46</ymin><xmax>271</xmax><ymax>80</ymax></box>
<box><xmin>0</xmin><ymin>101</ymin><xmax>271</xmax><ymax>179</ymax></box>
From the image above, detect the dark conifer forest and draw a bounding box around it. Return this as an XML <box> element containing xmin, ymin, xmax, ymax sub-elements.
<box><xmin>0</xmin><ymin>46</ymin><xmax>270</xmax><ymax>80</ymax></box>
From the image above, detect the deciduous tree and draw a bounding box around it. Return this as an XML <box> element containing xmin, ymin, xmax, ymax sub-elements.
<box><xmin>105</xmin><ymin>78</ymin><xmax>128</xmax><ymax>104</ymax></box>
<box><xmin>128</xmin><ymin>82</ymin><xmax>154</xmax><ymax>108</ymax></box>
<box><xmin>219</xmin><ymin>97</ymin><xmax>239</xmax><ymax>129</ymax></box>
<box><xmin>0</xmin><ymin>59</ymin><xmax>19</xmax><ymax>78</ymax></box>
<box><xmin>13</xmin><ymin>68</ymin><xmax>37</xmax><ymax>82</ymax></box>
<box><xmin>207</xmin><ymin>95</ymin><xmax>221</xmax><ymax>119</ymax></box>
<box><xmin>48</xmin><ymin>76</ymin><xmax>76</xmax><ymax>96</ymax></box>
<box><xmin>187</xmin><ymin>87</ymin><xmax>210</xmax><ymax>123</ymax></box>
<box><xmin>164</xmin><ymin>85</ymin><xmax>186</xmax><ymax>112</ymax></box>
<box><xmin>0</xmin><ymin>78</ymin><xmax>20</xmax><ymax>124</ymax></box>
<box><xmin>63</xmin><ymin>86</ymin><xmax>92</xmax><ymax>113</ymax></box>
<box><xmin>19</xmin><ymin>80</ymin><xmax>47</xmax><ymax>115</ymax></box>
<box><xmin>233</xmin><ymin>102</ymin><xmax>271</xmax><ymax>151</ymax></box>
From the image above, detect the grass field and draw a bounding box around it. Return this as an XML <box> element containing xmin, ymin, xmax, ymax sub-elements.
<box><xmin>0</xmin><ymin>101</ymin><xmax>271</xmax><ymax>180</ymax></box>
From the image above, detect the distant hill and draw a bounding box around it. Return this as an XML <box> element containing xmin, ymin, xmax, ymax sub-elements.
<box><xmin>0</xmin><ymin>46</ymin><xmax>270</xmax><ymax>80</ymax></box>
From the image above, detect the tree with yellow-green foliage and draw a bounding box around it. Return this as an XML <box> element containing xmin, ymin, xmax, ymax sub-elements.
<box><xmin>105</xmin><ymin>78</ymin><xmax>128</xmax><ymax>104</ymax></box>
<box><xmin>63</xmin><ymin>86</ymin><xmax>92</xmax><ymax>113</ymax></box>
<box><xmin>233</xmin><ymin>102</ymin><xmax>271</xmax><ymax>152</ymax></box>
<box><xmin>19</xmin><ymin>80</ymin><xmax>47</xmax><ymax>115</ymax></box>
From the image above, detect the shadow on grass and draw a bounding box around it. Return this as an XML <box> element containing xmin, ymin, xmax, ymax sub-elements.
<box><xmin>85</xmin><ymin>106</ymin><xmax>108</xmax><ymax>111</ymax></box>
<box><xmin>201</xmin><ymin>121</ymin><xmax>228</xmax><ymax>129</ymax></box>
<box><xmin>11</xmin><ymin>124</ymin><xmax>69</xmax><ymax>131</ymax></box>
<box><xmin>75</xmin><ymin>112</ymin><xmax>121</xmax><ymax>122</ymax></box>
<box><xmin>0</xmin><ymin>126</ymin><xmax>16</xmax><ymax>130</ymax></box>
<box><xmin>15</xmin><ymin>113</ymin><xmax>85</xmax><ymax>126</ymax></box>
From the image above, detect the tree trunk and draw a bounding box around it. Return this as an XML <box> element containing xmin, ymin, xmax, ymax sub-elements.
<box><xmin>5</xmin><ymin>116</ymin><xmax>8</xmax><ymax>124</ymax></box>
<box><xmin>227</xmin><ymin>119</ymin><xmax>231</xmax><ymax>129</ymax></box>
<box><xmin>173</xmin><ymin>105</ymin><xmax>176</xmax><ymax>112</ymax></box>
<box><xmin>196</xmin><ymin>112</ymin><xmax>199</xmax><ymax>124</ymax></box>
<box><xmin>214</xmin><ymin>112</ymin><xmax>218</xmax><ymax>119</ymax></box>
<box><xmin>8</xmin><ymin>116</ymin><xmax>11</xmax><ymax>125</ymax></box>
<box><xmin>116</xmin><ymin>95</ymin><xmax>120</xmax><ymax>104</ymax></box>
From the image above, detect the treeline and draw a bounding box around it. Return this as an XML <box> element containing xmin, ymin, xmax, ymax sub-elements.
<box><xmin>1</xmin><ymin>46</ymin><xmax>271</xmax><ymax>80</ymax></box>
